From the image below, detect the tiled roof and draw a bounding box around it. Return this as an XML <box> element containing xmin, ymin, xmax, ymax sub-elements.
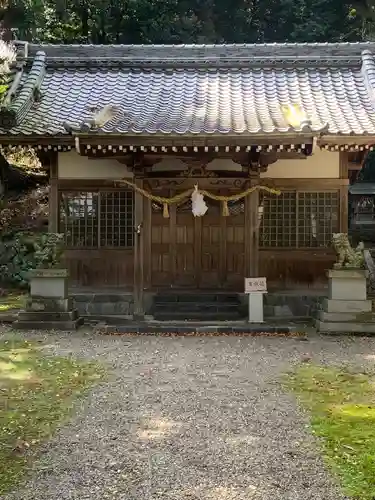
<box><xmin>2</xmin><ymin>42</ymin><xmax>375</xmax><ymax>141</ymax></box>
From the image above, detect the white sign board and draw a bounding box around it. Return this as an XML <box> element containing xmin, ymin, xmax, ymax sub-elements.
<box><xmin>245</xmin><ymin>277</ymin><xmax>267</xmax><ymax>294</ymax></box>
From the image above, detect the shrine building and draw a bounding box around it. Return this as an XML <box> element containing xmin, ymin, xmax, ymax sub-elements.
<box><xmin>0</xmin><ymin>42</ymin><xmax>373</xmax><ymax>316</ymax></box>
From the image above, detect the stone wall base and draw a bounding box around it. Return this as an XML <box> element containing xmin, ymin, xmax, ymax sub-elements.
<box><xmin>317</xmin><ymin>269</ymin><xmax>374</xmax><ymax>334</ymax></box>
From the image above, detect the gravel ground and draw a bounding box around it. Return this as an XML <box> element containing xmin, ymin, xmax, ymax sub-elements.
<box><xmin>3</xmin><ymin>329</ymin><xmax>375</xmax><ymax>500</ymax></box>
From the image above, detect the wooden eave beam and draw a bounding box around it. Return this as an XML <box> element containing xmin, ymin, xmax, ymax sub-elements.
<box><xmin>0</xmin><ymin>136</ymin><xmax>73</xmax><ymax>146</ymax></box>
<box><xmin>0</xmin><ymin>134</ymin><xmax>312</xmax><ymax>148</ymax></box>
<box><xmin>76</xmin><ymin>133</ymin><xmax>316</xmax><ymax>148</ymax></box>
<box><xmin>318</xmin><ymin>135</ymin><xmax>375</xmax><ymax>148</ymax></box>
<box><xmin>2</xmin><ymin>133</ymin><xmax>375</xmax><ymax>150</ymax></box>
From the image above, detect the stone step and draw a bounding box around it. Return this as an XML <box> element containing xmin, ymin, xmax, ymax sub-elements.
<box><xmin>319</xmin><ymin>310</ymin><xmax>375</xmax><ymax>322</ymax></box>
<box><xmin>316</xmin><ymin>319</ymin><xmax>375</xmax><ymax>334</ymax></box>
<box><xmin>95</xmin><ymin>322</ymin><xmax>297</xmax><ymax>336</ymax></box>
<box><xmin>154</xmin><ymin>293</ymin><xmax>240</xmax><ymax>304</ymax></box>
<box><xmin>73</xmin><ymin>293</ymin><xmax>133</xmax><ymax>303</ymax></box>
<box><xmin>17</xmin><ymin>309</ymin><xmax>79</xmax><ymax>322</ymax></box>
<box><xmin>152</xmin><ymin>302</ymin><xmax>241</xmax><ymax>313</ymax></box>
<box><xmin>152</xmin><ymin>311</ymin><xmax>244</xmax><ymax>321</ymax></box>
<box><xmin>14</xmin><ymin>317</ymin><xmax>84</xmax><ymax>331</ymax></box>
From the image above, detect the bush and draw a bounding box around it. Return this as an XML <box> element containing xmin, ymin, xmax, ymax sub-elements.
<box><xmin>0</xmin><ymin>187</ymin><xmax>64</xmax><ymax>288</ymax></box>
<box><xmin>0</xmin><ymin>232</ymin><xmax>65</xmax><ymax>287</ymax></box>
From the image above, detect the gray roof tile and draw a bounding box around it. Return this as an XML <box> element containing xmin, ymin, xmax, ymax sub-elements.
<box><xmin>1</xmin><ymin>42</ymin><xmax>375</xmax><ymax>139</ymax></box>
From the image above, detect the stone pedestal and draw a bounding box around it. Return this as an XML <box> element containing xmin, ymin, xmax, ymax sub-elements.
<box><xmin>248</xmin><ymin>292</ymin><xmax>264</xmax><ymax>323</ymax></box>
<box><xmin>316</xmin><ymin>269</ymin><xmax>375</xmax><ymax>334</ymax></box>
<box><xmin>14</xmin><ymin>268</ymin><xmax>83</xmax><ymax>331</ymax></box>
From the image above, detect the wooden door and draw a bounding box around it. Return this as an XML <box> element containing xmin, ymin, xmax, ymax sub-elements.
<box><xmin>150</xmin><ymin>185</ymin><xmax>247</xmax><ymax>290</ymax></box>
<box><xmin>174</xmin><ymin>199</ymin><xmax>197</xmax><ymax>287</ymax></box>
<box><xmin>200</xmin><ymin>198</ymin><xmax>222</xmax><ymax>288</ymax></box>
<box><xmin>150</xmin><ymin>194</ymin><xmax>171</xmax><ymax>287</ymax></box>
<box><xmin>225</xmin><ymin>199</ymin><xmax>246</xmax><ymax>289</ymax></box>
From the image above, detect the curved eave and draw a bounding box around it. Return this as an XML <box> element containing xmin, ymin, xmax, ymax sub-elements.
<box><xmin>318</xmin><ymin>134</ymin><xmax>375</xmax><ymax>151</ymax></box>
<box><xmin>0</xmin><ymin>130</ymin><xmax>375</xmax><ymax>152</ymax></box>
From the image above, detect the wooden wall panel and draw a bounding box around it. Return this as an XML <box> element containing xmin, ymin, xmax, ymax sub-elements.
<box><xmin>175</xmin><ymin>213</ymin><xmax>196</xmax><ymax>286</ymax></box>
<box><xmin>260</xmin><ymin>249</ymin><xmax>335</xmax><ymax>289</ymax></box>
<box><xmin>63</xmin><ymin>249</ymin><xmax>134</xmax><ymax>287</ymax></box>
<box><xmin>151</xmin><ymin>213</ymin><xmax>171</xmax><ymax>286</ymax></box>
<box><xmin>225</xmin><ymin>207</ymin><xmax>246</xmax><ymax>289</ymax></box>
<box><xmin>200</xmin><ymin>209</ymin><xmax>221</xmax><ymax>288</ymax></box>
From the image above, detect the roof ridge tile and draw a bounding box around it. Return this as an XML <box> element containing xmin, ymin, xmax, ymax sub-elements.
<box><xmin>22</xmin><ymin>41</ymin><xmax>375</xmax><ymax>67</ymax></box>
<box><xmin>0</xmin><ymin>51</ymin><xmax>45</xmax><ymax>129</ymax></box>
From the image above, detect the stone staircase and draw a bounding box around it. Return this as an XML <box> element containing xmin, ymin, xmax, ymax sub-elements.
<box><xmin>69</xmin><ymin>289</ymin><xmax>325</xmax><ymax>325</ymax></box>
<box><xmin>151</xmin><ymin>292</ymin><xmax>245</xmax><ymax>321</ymax></box>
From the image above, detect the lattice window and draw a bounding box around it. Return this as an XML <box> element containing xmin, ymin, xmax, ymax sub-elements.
<box><xmin>177</xmin><ymin>199</ymin><xmax>193</xmax><ymax>212</ymax></box>
<box><xmin>100</xmin><ymin>191</ymin><xmax>134</xmax><ymax>247</ymax></box>
<box><xmin>228</xmin><ymin>200</ymin><xmax>244</xmax><ymax>216</ymax></box>
<box><xmin>60</xmin><ymin>192</ymin><xmax>99</xmax><ymax>247</ymax></box>
<box><xmin>59</xmin><ymin>190</ymin><xmax>134</xmax><ymax>248</ymax></box>
<box><xmin>297</xmin><ymin>192</ymin><xmax>339</xmax><ymax>247</ymax></box>
<box><xmin>352</xmin><ymin>195</ymin><xmax>375</xmax><ymax>222</ymax></box>
<box><xmin>259</xmin><ymin>191</ymin><xmax>297</xmax><ymax>247</ymax></box>
<box><xmin>152</xmin><ymin>202</ymin><xmax>162</xmax><ymax>212</ymax></box>
<box><xmin>259</xmin><ymin>190</ymin><xmax>339</xmax><ymax>248</ymax></box>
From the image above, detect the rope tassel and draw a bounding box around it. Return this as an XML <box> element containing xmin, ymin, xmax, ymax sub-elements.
<box><xmin>163</xmin><ymin>203</ymin><xmax>169</xmax><ymax>218</ymax></box>
<box><xmin>222</xmin><ymin>200</ymin><xmax>229</xmax><ymax>216</ymax></box>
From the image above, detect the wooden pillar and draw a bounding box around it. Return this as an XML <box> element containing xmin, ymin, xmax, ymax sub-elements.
<box><xmin>143</xmin><ymin>190</ymin><xmax>152</xmax><ymax>289</ymax></box>
<box><xmin>133</xmin><ymin>177</ymin><xmax>145</xmax><ymax>319</ymax></box>
<box><xmin>245</xmin><ymin>177</ymin><xmax>260</xmax><ymax>278</ymax></box>
<box><xmin>219</xmin><ymin>206</ymin><xmax>227</xmax><ymax>287</ymax></box>
<box><xmin>48</xmin><ymin>152</ymin><xmax>59</xmax><ymax>232</ymax></box>
<box><xmin>339</xmin><ymin>152</ymin><xmax>349</xmax><ymax>233</ymax></box>
<box><xmin>169</xmin><ymin>196</ymin><xmax>177</xmax><ymax>285</ymax></box>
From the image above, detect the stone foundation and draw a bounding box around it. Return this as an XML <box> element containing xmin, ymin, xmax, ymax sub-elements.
<box><xmin>70</xmin><ymin>290</ymin><xmax>324</xmax><ymax>322</ymax></box>
<box><xmin>316</xmin><ymin>269</ymin><xmax>375</xmax><ymax>334</ymax></box>
<box><xmin>72</xmin><ymin>292</ymin><xmax>138</xmax><ymax>318</ymax></box>
<box><xmin>15</xmin><ymin>269</ymin><xmax>83</xmax><ymax>331</ymax></box>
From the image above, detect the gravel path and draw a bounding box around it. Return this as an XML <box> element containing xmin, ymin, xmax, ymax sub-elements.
<box><xmin>3</xmin><ymin>330</ymin><xmax>375</xmax><ymax>500</ymax></box>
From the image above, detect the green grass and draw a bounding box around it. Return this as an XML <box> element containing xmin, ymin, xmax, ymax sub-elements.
<box><xmin>0</xmin><ymin>338</ymin><xmax>104</xmax><ymax>494</ymax></box>
<box><xmin>286</xmin><ymin>364</ymin><xmax>375</xmax><ymax>499</ymax></box>
<box><xmin>0</xmin><ymin>293</ymin><xmax>26</xmax><ymax>312</ymax></box>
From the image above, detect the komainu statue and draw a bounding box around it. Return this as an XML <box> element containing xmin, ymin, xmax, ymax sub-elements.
<box><xmin>332</xmin><ymin>233</ymin><xmax>364</xmax><ymax>269</ymax></box>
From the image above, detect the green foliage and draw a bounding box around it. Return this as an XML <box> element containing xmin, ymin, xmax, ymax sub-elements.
<box><xmin>286</xmin><ymin>364</ymin><xmax>375</xmax><ymax>499</ymax></box>
<box><xmin>0</xmin><ymin>146</ymin><xmax>43</xmax><ymax>174</ymax></box>
<box><xmin>348</xmin><ymin>0</ymin><xmax>375</xmax><ymax>39</ymax></box>
<box><xmin>0</xmin><ymin>40</ymin><xmax>15</xmax><ymax>106</ymax></box>
<box><xmin>32</xmin><ymin>232</ymin><xmax>65</xmax><ymax>269</ymax></box>
<box><xmin>358</xmin><ymin>151</ymin><xmax>375</xmax><ymax>181</ymax></box>
<box><xmin>0</xmin><ymin>186</ymin><xmax>58</xmax><ymax>288</ymax></box>
<box><xmin>0</xmin><ymin>0</ymin><xmax>371</xmax><ymax>45</ymax></box>
<box><xmin>0</xmin><ymin>292</ymin><xmax>25</xmax><ymax>312</ymax></box>
<box><xmin>0</xmin><ymin>232</ymin><xmax>65</xmax><ymax>287</ymax></box>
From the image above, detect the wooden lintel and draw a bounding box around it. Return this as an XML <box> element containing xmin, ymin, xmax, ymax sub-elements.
<box><xmin>85</xmin><ymin>150</ymin><xmax>308</xmax><ymax>168</ymax></box>
<box><xmin>260</xmin><ymin>178</ymin><xmax>349</xmax><ymax>189</ymax></box>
